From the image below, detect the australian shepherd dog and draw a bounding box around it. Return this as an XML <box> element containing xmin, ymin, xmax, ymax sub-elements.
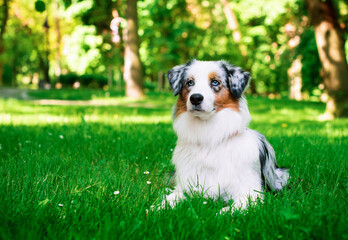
<box><xmin>164</xmin><ymin>59</ymin><xmax>289</xmax><ymax>213</ymax></box>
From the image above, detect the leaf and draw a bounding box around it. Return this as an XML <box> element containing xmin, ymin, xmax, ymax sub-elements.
<box><xmin>35</xmin><ymin>0</ymin><xmax>46</xmax><ymax>13</ymax></box>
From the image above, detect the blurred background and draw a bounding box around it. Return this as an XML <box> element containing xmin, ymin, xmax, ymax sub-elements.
<box><xmin>0</xmin><ymin>0</ymin><xmax>347</xmax><ymax>117</ymax></box>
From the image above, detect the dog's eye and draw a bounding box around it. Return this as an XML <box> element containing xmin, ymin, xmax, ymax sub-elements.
<box><xmin>211</xmin><ymin>79</ymin><xmax>220</xmax><ymax>86</ymax></box>
<box><xmin>187</xmin><ymin>80</ymin><xmax>195</xmax><ymax>87</ymax></box>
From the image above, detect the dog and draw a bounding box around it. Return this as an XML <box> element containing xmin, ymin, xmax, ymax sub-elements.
<box><xmin>163</xmin><ymin>59</ymin><xmax>289</xmax><ymax>213</ymax></box>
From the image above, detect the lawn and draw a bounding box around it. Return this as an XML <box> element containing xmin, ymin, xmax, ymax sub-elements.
<box><xmin>0</xmin><ymin>89</ymin><xmax>347</xmax><ymax>239</ymax></box>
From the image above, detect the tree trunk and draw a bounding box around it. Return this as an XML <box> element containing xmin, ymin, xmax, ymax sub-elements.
<box><xmin>0</xmin><ymin>0</ymin><xmax>9</xmax><ymax>86</ymax></box>
<box><xmin>124</xmin><ymin>0</ymin><xmax>144</xmax><ymax>99</ymax></box>
<box><xmin>220</xmin><ymin>0</ymin><xmax>242</xmax><ymax>43</ymax></box>
<box><xmin>288</xmin><ymin>56</ymin><xmax>303</xmax><ymax>100</ymax></box>
<box><xmin>220</xmin><ymin>0</ymin><xmax>257</xmax><ymax>95</ymax></box>
<box><xmin>107</xmin><ymin>64</ymin><xmax>113</xmax><ymax>88</ymax></box>
<box><xmin>306</xmin><ymin>0</ymin><xmax>348</xmax><ymax>118</ymax></box>
<box><xmin>54</xmin><ymin>0</ymin><xmax>62</xmax><ymax>78</ymax></box>
<box><xmin>43</xmin><ymin>17</ymin><xmax>50</xmax><ymax>84</ymax></box>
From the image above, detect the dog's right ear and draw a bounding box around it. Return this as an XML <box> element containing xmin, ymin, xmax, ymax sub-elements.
<box><xmin>167</xmin><ymin>64</ymin><xmax>186</xmax><ymax>96</ymax></box>
<box><xmin>167</xmin><ymin>60</ymin><xmax>194</xmax><ymax>96</ymax></box>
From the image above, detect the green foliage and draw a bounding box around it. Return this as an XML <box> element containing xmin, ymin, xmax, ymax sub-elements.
<box><xmin>79</xmin><ymin>74</ymin><xmax>107</xmax><ymax>88</ymax></box>
<box><xmin>58</xmin><ymin>73</ymin><xmax>79</xmax><ymax>87</ymax></box>
<box><xmin>60</xmin><ymin>0</ymin><xmax>122</xmax><ymax>86</ymax></box>
<box><xmin>297</xmin><ymin>29</ymin><xmax>322</xmax><ymax>93</ymax></box>
<box><xmin>1</xmin><ymin>64</ymin><xmax>13</xmax><ymax>86</ymax></box>
<box><xmin>136</xmin><ymin>0</ymin><xmax>314</xmax><ymax>95</ymax></box>
<box><xmin>1</xmin><ymin>0</ymin><xmax>347</xmax><ymax>96</ymax></box>
<box><xmin>138</xmin><ymin>0</ymin><xmax>197</xmax><ymax>76</ymax></box>
<box><xmin>34</xmin><ymin>0</ymin><xmax>46</xmax><ymax>13</ymax></box>
<box><xmin>138</xmin><ymin>0</ymin><xmax>247</xmax><ymax>85</ymax></box>
<box><xmin>80</xmin><ymin>0</ymin><xmax>115</xmax><ymax>34</ymax></box>
<box><xmin>64</xmin><ymin>25</ymin><xmax>103</xmax><ymax>75</ymax></box>
<box><xmin>58</xmin><ymin>73</ymin><xmax>107</xmax><ymax>88</ymax></box>
<box><xmin>1</xmin><ymin>0</ymin><xmax>48</xmax><ymax>85</ymax></box>
<box><xmin>236</xmin><ymin>0</ymin><xmax>297</xmax><ymax>94</ymax></box>
<box><xmin>0</xmin><ymin>90</ymin><xmax>347</xmax><ymax>239</ymax></box>
<box><xmin>64</xmin><ymin>0</ymin><xmax>94</xmax><ymax>19</ymax></box>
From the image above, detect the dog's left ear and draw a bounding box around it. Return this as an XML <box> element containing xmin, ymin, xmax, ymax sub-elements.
<box><xmin>220</xmin><ymin>61</ymin><xmax>251</xmax><ymax>99</ymax></box>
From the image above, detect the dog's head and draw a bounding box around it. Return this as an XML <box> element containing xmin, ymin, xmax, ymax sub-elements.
<box><xmin>168</xmin><ymin>60</ymin><xmax>250</xmax><ymax>120</ymax></box>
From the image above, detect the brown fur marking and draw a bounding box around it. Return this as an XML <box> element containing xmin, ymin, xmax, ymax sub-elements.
<box><xmin>208</xmin><ymin>72</ymin><xmax>240</xmax><ymax>112</ymax></box>
<box><xmin>175</xmin><ymin>85</ymin><xmax>189</xmax><ymax>117</ymax></box>
<box><xmin>214</xmin><ymin>86</ymin><xmax>239</xmax><ymax>112</ymax></box>
<box><xmin>208</xmin><ymin>72</ymin><xmax>218</xmax><ymax>81</ymax></box>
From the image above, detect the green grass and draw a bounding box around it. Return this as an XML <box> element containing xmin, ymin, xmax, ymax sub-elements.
<box><xmin>0</xmin><ymin>89</ymin><xmax>347</xmax><ymax>239</ymax></box>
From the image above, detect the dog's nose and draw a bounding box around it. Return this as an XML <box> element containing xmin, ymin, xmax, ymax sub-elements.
<box><xmin>190</xmin><ymin>94</ymin><xmax>204</xmax><ymax>106</ymax></box>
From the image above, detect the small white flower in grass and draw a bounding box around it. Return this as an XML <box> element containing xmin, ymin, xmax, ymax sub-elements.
<box><xmin>113</xmin><ymin>191</ymin><xmax>120</xmax><ymax>195</ymax></box>
<box><xmin>59</xmin><ymin>135</ymin><xmax>64</xmax><ymax>139</ymax></box>
<box><xmin>146</xmin><ymin>181</ymin><xmax>151</xmax><ymax>185</ymax></box>
<box><xmin>145</xmin><ymin>157</ymin><xmax>148</xmax><ymax>159</ymax></box>
<box><xmin>144</xmin><ymin>171</ymin><xmax>149</xmax><ymax>175</ymax></box>
<box><xmin>146</xmin><ymin>205</ymin><xmax>155</xmax><ymax>215</ymax></box>
<box><xmin>203</xmin><ymin>201</ymin><xmax>207</xmax><ymax>205</ymax></box>
<box><xmin>58</xmin><ymin>203</ymin><xmax>64</xmax><ymax>207</ymax></box>
<box><xmin>170</xmin><ymin>149</ymin><xmax>173</xmax><ymax>152</ymax></box>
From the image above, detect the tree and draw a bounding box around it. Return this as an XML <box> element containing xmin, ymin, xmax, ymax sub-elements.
<box><xmin>0</xmin><ymin>0</ymin><xmax>9</xmax><ymax>86</ymax></box>
<box><xmin>306</xmin><ymin>0</ymin><xmax>348</xmax><ymax>118</ymax></box>
<box><xmin>220</xmin><ymin>0</ymin><xmax>258</xmax><ymax>93</ymax></box>
<box><xmin>124</xmin><ymin>0</ymin><xmax>143</xmax><ymax>98</ymax></box>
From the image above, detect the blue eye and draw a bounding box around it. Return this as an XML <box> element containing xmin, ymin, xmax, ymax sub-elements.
<box><xmin>211</xmin><ymin>79</ymin><xmax>220</xmax><ymax>86</ymax></box>
<box><xmin>187</xmin><ymin>80</ymin><xmax>195</xmax><ymax>86</ymax></box>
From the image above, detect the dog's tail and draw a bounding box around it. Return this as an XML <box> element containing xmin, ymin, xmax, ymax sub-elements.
<box><xmin>254</xmin><ymin>131</ymin><xmax>289</xmax><ymax>191</ymax></box>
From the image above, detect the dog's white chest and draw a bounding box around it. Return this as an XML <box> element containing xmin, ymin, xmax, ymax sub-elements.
<box><xmin>172</xmin><ymin>130</ymin><xmax>261</xmax><ymax>201</ymax></box>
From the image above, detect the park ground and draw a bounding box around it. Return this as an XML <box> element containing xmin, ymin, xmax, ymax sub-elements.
<box><xmin>0</xmin><ymin>89</ymin><xmax>347</xmax><ymax>239</ymax></box>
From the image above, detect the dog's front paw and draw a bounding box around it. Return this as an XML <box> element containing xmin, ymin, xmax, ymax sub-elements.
<box><xmin>158</xmin><ymin>191</ymin><xmax>184</xmax><ymax>210</ymax></box>
<box><xmin>159</xmin><ymin>198</ymin><xmax>173</xmax><ymax>210</ymax></box>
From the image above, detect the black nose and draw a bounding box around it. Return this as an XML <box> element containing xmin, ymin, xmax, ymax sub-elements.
<box><xmin>190</xmin><ymin>94</ymin><xmax>204</xmax><ymax>106</ymax></box>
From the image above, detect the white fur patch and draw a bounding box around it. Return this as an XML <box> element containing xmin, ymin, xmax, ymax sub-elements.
<box><xmin>168</xmin><ymin>100</ymin><xmax>262</xmax><ymax>210</ymax></box>
<box><xmin>174</xmin><ymin>98</ymin><xmax>250</xmax><ymax>145</ymax></box>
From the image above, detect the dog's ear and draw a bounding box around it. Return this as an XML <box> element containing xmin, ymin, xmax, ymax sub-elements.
<box><xmin>167</xmin><ymin>60</ymin><xmax>194</xmax><ymax>96</ymax></box>
<box><xmin>220</xmin><ymin>61</ymin><xmax>251</xmax><ymax>99</ymax></box>
<box><xmin>167</xmin><ymin>64</ymin><xmax>186</xmax><ymax>96</ymax></box>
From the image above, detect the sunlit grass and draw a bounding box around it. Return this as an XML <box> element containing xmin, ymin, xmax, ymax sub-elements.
<box><xmin>0</xmin><ymin>91</ymin><xmax>174</xmax><ymax>125</ymax></box>
<box><xmin>0</xmin><ymin>90</ymin><xmax>347</xmax><ymax>239</ymax></box>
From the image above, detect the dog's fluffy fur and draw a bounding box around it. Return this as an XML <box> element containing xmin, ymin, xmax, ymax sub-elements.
<box><xmin>164</xmin><ymin>59</ymin><xmax>289</xmax><ymax>212</ymax></box>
